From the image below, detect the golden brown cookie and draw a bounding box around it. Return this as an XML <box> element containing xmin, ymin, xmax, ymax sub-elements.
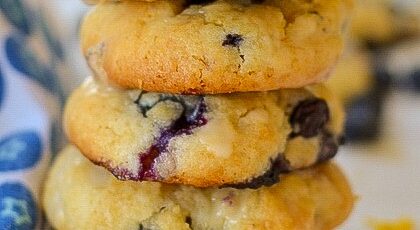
<box><xmin>64</xmin><ymin>77</ymin><xmax>344</xmax><ymax>187</ymax></box>
<box><xmin>43</xmin><ymin>145</ymin><xmax>354</xmax><ymax>230</ymax></box>
<box><xmin>81</xmin><ymin>0</ymin><xmax>353</xmax><ymax>94</ymax></box>
<box><xmin>350</xmin><ymin>0</ymin><xmax>420</xmax><ymax>46</ymax></box>
<box><xmin>326</xmin><ymin>50</ymin><xmax>373</xmax><ymax>104</ymax></box>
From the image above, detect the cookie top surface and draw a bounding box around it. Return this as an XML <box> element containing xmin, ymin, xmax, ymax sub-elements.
<box><xmin>81</xmin><ymin>0</ymin><xmax>353</xmax><ymax>94</ymax></box>
<box><xmin>64</xmin><ymin>77</ymin><xmax>344</xmax><ymax>187</ymax></box>
<box><xmin>43</xmin><ymin>145</ymin><xmax>354</xmax><ymax>230</ymax></box>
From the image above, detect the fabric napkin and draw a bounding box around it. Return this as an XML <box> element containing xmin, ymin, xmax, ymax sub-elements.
<box><xmin>0</xmin><ymin>0</ymin><xmax>87</xmax><ymax>229</ymax></box>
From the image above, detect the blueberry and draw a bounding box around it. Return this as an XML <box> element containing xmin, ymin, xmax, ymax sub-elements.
<box><xmin>409</xmin><ymin>69</ymin><xmax>420</xmax><ymax>91</ymax></box>
<box><xmin>138</xmin><ymin>224</ymin><xmax>152</xmax><ymax>230</ymax></box>
<box><xmin>225</xmin><ymin>155</ymin><xmax>290</xmax><ymax>189</ymax></box>
<box><xmin>134</xmin><ymin>92</ymin><xmax>201</xmax><ymax>119</ymax></box>
<box><xmin>373</xmin><ymin>65</ymin><xmax>392</xmax><ymax>91</ymax></box>
<box><xmin>290</xmin><ymin>99</ymin><xmax>330</xmax><ymax>138</ymax></box>
<box><xmin>317</xmin><ymin>132</ymin><xmax>339</xmax><ymax>163</ymax></box>
<box><xmin>134</xmin><ymin>92</ymin><xmax>160</xmax><ymax>117</ymax></box>
<box><xmin>222</xmin><ymin>34</ymin><xmax>243</xmax><ymax>48</ymax></box>
<box><xmin>363</xmin><ymin>40</ymin><xmax>385</xmax><ymax>51</ymax></box>
<box><xmin>345</xmin><ymin>93</ymin><xmax>381</xmax><ymax>141</ymax></box>
<box><xmin>185</xmin><ymin>216</ymin><xmax>192</xmax><ymax>227</ymax></box>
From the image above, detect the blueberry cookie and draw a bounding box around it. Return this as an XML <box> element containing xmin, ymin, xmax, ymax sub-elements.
<box><xmin>350</xmin><ymin>0</ymin><xmax>420</xmax><ymax>49</ymax></box>
<box><xmin>327</xmin><ymin>51</ymin><xmax>373</xmax><ymax>104</ymax></box>
<box><xmin>64</xmin><ymin>77</ymin><xmax>344</xmax><ymax>187</ymax></box>
<box><xmin>350</xmin><ymin>0</ymin><xmax>396</xmax><ymax>46</ymax></box>
<box><xmin>81</xmin><ymin>0</ymin><xmax>353</xmax><ymax>94</ymax></box>
<box><xmin>43</xmin><ymin>145</ymin><xmax>354</xmax><ymax>230</ymax></box>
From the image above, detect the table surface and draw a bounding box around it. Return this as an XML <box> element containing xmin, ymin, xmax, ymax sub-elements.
<box><xmin>337</xmin><ymin>90</ymin><xmax>420</xmax><ymax>229</ymax></box>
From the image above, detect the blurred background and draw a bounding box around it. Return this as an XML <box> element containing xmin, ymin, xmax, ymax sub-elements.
<box><xmin>0</xmin><ymin>0</ymin><xmax>419</xmax><ymax>229</ymax></box>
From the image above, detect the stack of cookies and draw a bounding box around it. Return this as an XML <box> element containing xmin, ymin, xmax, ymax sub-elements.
<box><xmin>43</xmin><ymin>0</ymin><xmax>355</xmax><ymax>229</ymax></box>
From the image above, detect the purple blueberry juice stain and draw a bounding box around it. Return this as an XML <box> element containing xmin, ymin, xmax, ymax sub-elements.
<box><xmin>109</xmin><ymin>167</ymin><xmax>136</xmax><ymax>180</ymax></box>
<box><xmin>138</xmin><ymin>148</ymin><xmax>160</xmax><ymax>179</ymax></box>
<box><xmin>103</xmin><ymin>94</ymin><xmax>207</xmax><ymax>181</ymax></box>
<box><xmin>137</xmin><ymin>97</ymin><xmax>207</xmax><ymax>180</ymax></box>
<box><xmin>222</xmin><ymin>192</ymin><xmax>235</xmax><ymax>206</ymax></box>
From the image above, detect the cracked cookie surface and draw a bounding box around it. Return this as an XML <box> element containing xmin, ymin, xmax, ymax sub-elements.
<box><xmin>64</xmin><ymin>77</ymin><xmax>344</xmax><ymax>187</ymax></box>
<box><xmin>81</xmin><ymin>0</ymin><xmax>353</xmax><ymax>94</ymax></box>
<box><xmin>43</xmin><ymin>145</ymin><xmax>354</xmax><ymax>230</ymax></box>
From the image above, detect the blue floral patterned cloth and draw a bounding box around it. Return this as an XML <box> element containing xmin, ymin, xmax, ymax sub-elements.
<box><xmin>0</xmin><ymin>1</ymin><xmax>87</xmax><ymax>229</ymax></box>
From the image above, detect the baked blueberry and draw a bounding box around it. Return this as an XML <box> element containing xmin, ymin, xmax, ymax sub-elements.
<box><xmin>222</xmin><ymin>34</ymin><xmax>244</xmax><ymax>48</ymax></box>
<box><xmin>345</xmin><ymin>93</ymin><xmax>381</xmax><ymax>141</ymax></box>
